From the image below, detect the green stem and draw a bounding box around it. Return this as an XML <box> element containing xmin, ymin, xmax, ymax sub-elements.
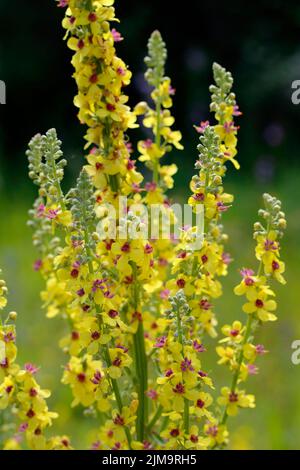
<box><xmin>184</xmin><ymin>399</ymin><xmax>190</xmax><ymax>435</ymax></box>
<box><xmin>131</xmin><ymin>262</ymin><xmax>148</xmax><ymax>441</ymax></box>
<box><xmin>50</xmin><ymin>158</ymin><xmax>66</xmax><ymax>211</ymax></box>
<box><xmin>103</xmin><ymin>347</ymin><xmax>132</xmax><ymax>447</ymax></box>
<box><xmin>109</xmin><ymin>174</ymin><xmax>119</xmax><ymax>193</ymax></box>
<box><xmin>159</xmin><ymin>415</ymin><xmax>169</xmax><ymax>433</ymax></box>
<box><xmin>191</xmin><ymin>256</ymin><xmax>198</xmax><ymax>277</ymax></box>
<box><xmin>148</xmin><ymin>405</ymin><xmax>163</xmax><ymax>433</ymax></box>
<box><xmin>175</xmin><ymin>304</ymin><xmax>183</xmax><ymax>346</ymax></box>
<box><xmin>153</xmin><ymin>98</ymin><xmax>161</xmax><ymax>184</ymax></box>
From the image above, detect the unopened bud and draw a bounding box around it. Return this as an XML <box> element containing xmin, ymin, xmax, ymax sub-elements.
<box><xmin>278</xmin><ymin>218</ymin><xmax>287</xmax><ymax>229</ymax></box>
<box><xmin>134</xmin><ymin>101</ymin><xmax>148</xmax><ymax>115</ymax></box>
<box><xmin>8</xmin><ymin>311</ymin><xmax>17</xmax><ymax>321</ymax></box>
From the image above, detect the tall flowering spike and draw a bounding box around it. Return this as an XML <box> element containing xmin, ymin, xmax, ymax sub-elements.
<box><xmin>58</xmin><ymin>0</ymin><xmax>142</xmax><ymax>200</ymax></box>
<box><xmin>202</xmin><ymin>63</ymin><xmax>241</xmax><ymax>170</ymax></box>
<box><xmin>170</xmin><ymin>65</ymin><xmax>240</xmax><ymax>346</ymax></box>
<box><xmin>135</xmin><ymin>30</ymin><xmax>183</xmax><ymax>188</ymax></box>
<box><xmin>216</xmin><ymin>193</ymin><xmax>286</xmax><ymax>443</ymax></box>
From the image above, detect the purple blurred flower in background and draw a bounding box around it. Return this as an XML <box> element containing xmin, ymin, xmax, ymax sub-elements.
<box><xmin>184</xmin><ymin>47</ymin><xmax>207</xmax><ymax>72</ymax></box>
<box><xmin>254</xmin><ymin>155</ymin><xmax>275</xmax><ymax>184</ymax></box>
<box><xmin>263</xmin><ymin>122</ymin><xmax>285</xmax><ymax>147</ymax></box>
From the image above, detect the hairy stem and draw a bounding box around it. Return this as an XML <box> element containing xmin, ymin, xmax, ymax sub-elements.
<box><xmin>132</xmin><ymin>262</ymin><xmax>148</xmax><ymax>441</ymax></box>
<box><xmin>153</xmin><ymin>98</ymin><xmax>161</xmax><ymax>184</ymax></box>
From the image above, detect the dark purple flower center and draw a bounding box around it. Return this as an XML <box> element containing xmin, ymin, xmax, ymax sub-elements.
<box><xmin>77</xmin><ymin>373</ymin><xmax>86</xmax><ymax>383</ymax></box>
<box><xmin>181</xmin><ymin>357</ymin><xmax>194</xmax><ymax>372</ymax></box>
<box><xmin>176</xmin><ymin>278</ymin><xmax>185</xmax><ymax>288</ymax></box>
<box><xmin>113</xmin><ymin>414</ymin><xmax>125</xmax><ymax>426</ymax></box>
<box><xmin>229</xmin><ymin>392</ymin><xmax>238</xmax><ymax>403</ymax></box>
<box><xmin>196</xmin><ymin>399</ymin><xmax>205</xmax><ymax>409</ymax></box>
<box><xmin>173</xmin><ymin>382</ymin><xmax>185</xmax><ymax>394</ymax></box>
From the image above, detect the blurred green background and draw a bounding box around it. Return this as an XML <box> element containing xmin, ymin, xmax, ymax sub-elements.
<box><xmin>0</xmin><ymin>0</ymin><xmax>300</xmax><ymax>449</ymax></box>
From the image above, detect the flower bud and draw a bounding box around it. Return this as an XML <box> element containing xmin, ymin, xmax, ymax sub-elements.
<box><xmin>134</xmin><ymin>101</ymin><xmax>148</xmax><ymax>115</ymax></box>
<box><xmin>8</xmin><ymin>311</ymin><xmax>17</xmax><ymax>321</ymax></box>
<box><xmin>278</xmin><ymin>218</ymin><xmax>287</xmax><ymax>229</ymax></box>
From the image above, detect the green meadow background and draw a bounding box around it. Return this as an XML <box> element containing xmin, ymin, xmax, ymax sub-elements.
<box><xmin>1</xmin><ymin>0</ymin><xmax>300</xmax><ymax>449</ymax></box>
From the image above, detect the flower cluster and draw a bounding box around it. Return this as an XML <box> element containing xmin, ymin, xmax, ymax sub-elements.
<box><xmin>216</xmin><ymin>194</ymin><xmax>286</xmax><ymax>443</ymax></box>
<box><xmin>61</xmin><ymin>0</ymin><xmax>143</xmax><ymax>204</ymax></box>
<box><xmin>0</xmin><ymin>270</ymin><xmax>70</xmax><ymax>450</ymax></box>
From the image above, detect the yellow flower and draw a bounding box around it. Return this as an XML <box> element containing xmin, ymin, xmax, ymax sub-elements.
<box><xmin>158</xmin><ymin>164</ymin><xmax>177</xmax><ymax>189</ymax></box>
<box><xmin>185</xmin><ymin>425</ymin><xmax>210</xmax><ymax>449</ymax></box>
<box><xmin>108</xmin><ymin>347</ymin><xmax>132</xmax><ymax>379</ymax></box>
<box><xmin>62</xmin><ymin>355</ymin><xmax>104</xmax><ymax>407</ymax></box>
<box><xmin>204</xmin><ymin>422</ymin><xmax>229</xmax><ymax>447</ymax></box>
<box><xmin>234</xmin><ymin>269</ymin><xmax>265</xmax><ymax>297</ymax></box>
<box><xmin>242</xmin><ymin>288</ymin><xmax>277</xmax><ymax>322</ymax></box>
<box><xmin>160</xmin><ymin>380</ymin><xmax>198</xmax><ymax>412</ymax></box>
<box><xmin>264</xmin><ymin>256</ymin><xmax>286</xmax><ymax>284</ymax></box>
<box><xmin>215</xmin><ymin>121</ymin><xmax>238</xmax><ymax>149</ymax></box>
<box><xmin>137</xmin><ymin>139</ymin><xmax>164</xmax><ymax>163</ymax></box>
<box><xmin>190</xmin><ymin>391</ymin><xmax>213</xmax><ymax>419</ymax></box>
<box><xmin>151</xmin><ymin>78</ymin><xmax>174</xmax><ymax>108</ymax></box>
<box><xmin>216</xmin><ymin>346</ymin><xmax>236</xmax><ymax>366</ymax></box>
<box><xmin>220</xmin><ymin>321</ymin><xmax>244</xmax><ymax>343</ymax></box>
<box><xmin>0</xmin><ymin>376</ymin><xmax>15</xmax><ymax>409</ymax></box>
<box><xmin>217</xmin><ymin>387</ymin><xmax>255</xmax><ymax>416</ymax></box>
<box><xmin>255</xmin><ymin>231</ymin><xmax>279</xmax><ymax>261</ymax></box>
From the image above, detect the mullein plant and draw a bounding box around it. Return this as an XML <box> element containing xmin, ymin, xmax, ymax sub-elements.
<box><xmin>0</xmin><ymin>0</ymin><xmax>287</xmax><ymax>450</ymax></box>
